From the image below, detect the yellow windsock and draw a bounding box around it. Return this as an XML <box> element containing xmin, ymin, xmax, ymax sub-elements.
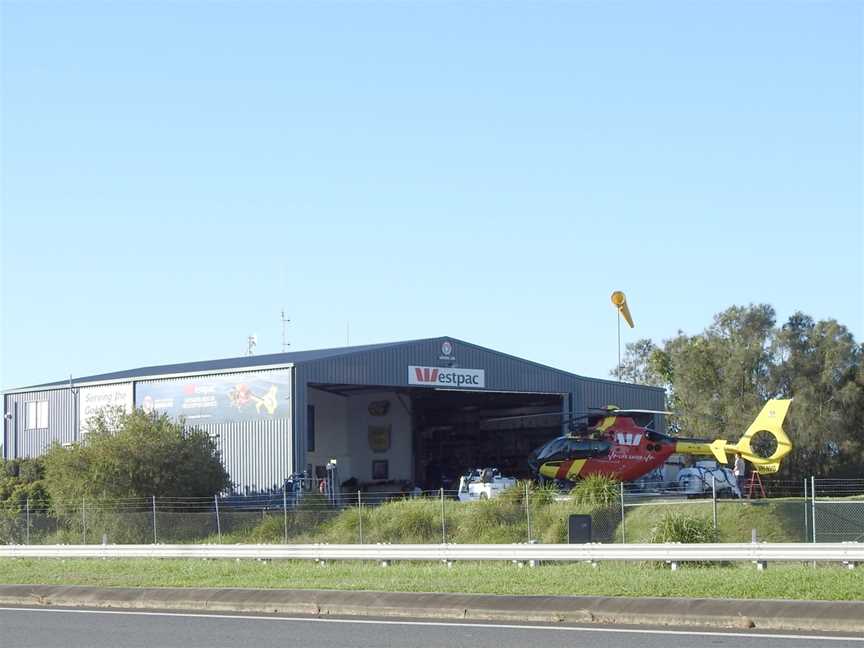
<box><xmin>611</xmin><ymin>291</ymin><xmax>634</xmax><ymax>328</ymax></box>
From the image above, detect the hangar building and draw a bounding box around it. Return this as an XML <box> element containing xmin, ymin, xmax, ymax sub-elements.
<box><xmin>3</xmin><ymin>337</ymin><xmax>665</xmax><ymax>493</ymax></box>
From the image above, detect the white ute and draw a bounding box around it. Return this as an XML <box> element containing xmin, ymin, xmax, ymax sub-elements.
<box><xmin>457</xmin><ymin>468</ymin><xmax>517</xmax><ymax>501</ymax></box>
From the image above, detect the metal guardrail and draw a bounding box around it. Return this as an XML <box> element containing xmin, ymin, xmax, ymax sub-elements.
<box><xmin>1</xmin><ymin>543</ymin><xmax>860</xmax><ymax>565</ymax></box>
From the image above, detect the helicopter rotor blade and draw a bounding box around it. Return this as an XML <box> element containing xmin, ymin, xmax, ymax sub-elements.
<box><xmin>479</xmin><ymin>411</ymin><xmax>594</xmax><ymax>431</ymax></box>
<box><xmin>481</xmin><ymin>412</ymin><xmax>567</xmax><ymax>423</ymax></box>
<box><xmin>590</xmin><ymin>408</ymin><xmax>675</xmax><ymax>416</ymax></box>
<box><xmin>585</xmin><ymin>406</ymin><xmax>725</xmax><ymax>422</ymax></box>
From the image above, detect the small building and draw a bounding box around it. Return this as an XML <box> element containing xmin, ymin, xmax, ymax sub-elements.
<box><xmin>3</xmin><ymin>337</ymin><xmax>665</xmax><ymax>493</ymax></box>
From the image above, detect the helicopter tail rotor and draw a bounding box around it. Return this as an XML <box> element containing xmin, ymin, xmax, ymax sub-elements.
<box><xmin>726</xmin><ymin>399</ymin><xmax>793</xmax><ymax>474</ymax></box>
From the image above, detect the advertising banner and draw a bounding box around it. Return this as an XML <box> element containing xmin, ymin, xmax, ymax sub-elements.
<box><xmin>79</xmin><ymin>383</ymin><xmax>133</xmax><ymax>432</ymax></box>
<box><xmin>136</xmin><ymin>372</ymin><xmax>291</xmax><ymax>424</ymax></box>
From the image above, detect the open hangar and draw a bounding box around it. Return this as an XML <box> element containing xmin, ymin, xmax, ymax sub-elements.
<box><xmin>3</xmin><ymin>337</ymin><xmax>665</xmax><ymax>494</ymax></box>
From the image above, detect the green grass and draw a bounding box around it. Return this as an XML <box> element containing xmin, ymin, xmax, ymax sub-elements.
<box><xmin>214</xmin><ymin>495</ymin><xmax>623</xmax><ymax>546</ymax></box>
<box><xmin>622</xmin><ymin>498</ymin><xmax>808</xmax><ymax>543</ymax></box>
<box><xmin>0</xmin><ymin>559</ymin><xmax>860</xmax><ymax>601</ymax></box>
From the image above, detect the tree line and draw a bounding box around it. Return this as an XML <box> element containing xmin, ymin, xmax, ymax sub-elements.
<box><xmin>613</xmin><ymin>304</ymin><xmax>864</xmax><ymax>480</ymax></box>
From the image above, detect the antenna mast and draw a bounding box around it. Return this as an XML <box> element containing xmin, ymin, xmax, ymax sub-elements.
<box><xmin>281</xmin><ymin>310</ymin><xmax>291</xmax><ymax>352</ymax></box>
<box><xmin>246</xmin><ymin>334</ymin><xmax>257</xmax><ymax>356</ymax></box>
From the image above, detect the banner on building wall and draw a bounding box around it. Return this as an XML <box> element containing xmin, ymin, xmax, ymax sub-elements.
<box><xmin>79</xmin><ymin>383</ymin><xmax>134</xmax><ymax>432</ymax></box>
<box><xmin>136</xmin><ymin>372</ymin><xmax>292</xmax><ymax>424</ymax></box>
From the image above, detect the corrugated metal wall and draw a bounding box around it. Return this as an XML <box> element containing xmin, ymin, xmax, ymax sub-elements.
<box><xmin>187</xmin><ymin>418</ymin><xmax>293</xmax><ymax>494</ymax></box>
<box><xmin>134</xmin><ymin>368</ymin><xmax>293</xmax><ymax>494</ymax></box>
<box><xmin>3</xmin><ymin>388</ymin><xmax>79</xmax><ymax>458</ymax></box>
<box><xmin>299</xmin><ymin>338</ymin><xmax>586</xmax><ymax>394</ymax></box>
<box><xmin>580</xmin><ymin>377</ymin><xmax>666</xmax><ymax>411</ymax></box>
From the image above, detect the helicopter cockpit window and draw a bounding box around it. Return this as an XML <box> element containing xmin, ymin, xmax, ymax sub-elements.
<box><xmin>563</xmin><ymin>438</ymin><xmax>593</xmax><ymax>454</ymax></box>
<box><xmin>589</xmin><ymin>440</ymin><xmax>612</xmax><ymax>456</ymax></box>
<box><xmin>537</xmin><ymin>438</ymin><xmax>568</xmax><ymax>461</ymax></box>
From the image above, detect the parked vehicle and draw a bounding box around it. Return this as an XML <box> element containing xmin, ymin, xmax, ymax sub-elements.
<box><xmin>457</xmin><ymin>468</ymin><xmax>517</xmax><ymax>501</ymax></box>
<box><xmin>677</xmin><ymin>461</ymin><xmax>741</xmax><ymax>498</ymax></box>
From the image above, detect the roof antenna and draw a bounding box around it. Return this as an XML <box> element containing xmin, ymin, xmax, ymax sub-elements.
<box><xmin>281</xmin><ymin>310</ymin><xmax>291</xmax><ymax>352</ymax></box>
<box><xmin>246</xmin><ymin>334</ymin><xmax>257</xmax><ymax>356</ymax></box>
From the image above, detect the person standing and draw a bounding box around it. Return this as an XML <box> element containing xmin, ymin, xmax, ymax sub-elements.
<box><xmin>733</xmin><ymin>453</ymin><xmax>747</xmax><ymax>496</ymax></box>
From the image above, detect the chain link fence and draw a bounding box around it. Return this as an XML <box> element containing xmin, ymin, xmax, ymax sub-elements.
<box><xmin>2</xmin><ymin>479</ymin><xmax>862</xmax><ymax>545</ymax></box>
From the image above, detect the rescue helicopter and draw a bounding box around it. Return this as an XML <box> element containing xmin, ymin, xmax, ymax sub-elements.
<box><xmin>482</xmin><ymin>399</ymin><xmax>793</xmax><ymax>484</ymax></box>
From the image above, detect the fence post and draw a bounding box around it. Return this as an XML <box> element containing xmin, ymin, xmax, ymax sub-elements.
<box><xmin>711</xmin><ymin>474</ymin><xmax>718</xmax><ymax>531</ymax></box>
<box><xmin>357</xmin><ymin>491</ymin><xmax>363</xmax><ymax>545</ymax></box>
<box><xmin>82</xmin><ymin>496</ymin><xmax>86</xmax><ymax>544</ymax></box>
<box><xmin>215</xmin><ymin>494</ymin><xmax>222</xmax><ymax>544</ymax></box>
<box><xmin>803</xmin><ymin>477</ymin><xmax>809</xmax><ymax>543</ymax></box>
<box><xmin>620</xmin><ymin>482</ymin><xmax>626</xmax><ymax>543</ymax></box>
<box><xmin>25</xmin><ymin>498</ymin><xmax>30</xmax><ymax>545</ymax></box>
<box><xmin>152</xmin><ymin>495</ymin><xmax>157</xmax><ymax>544</ymax></box>
<box><xmin>525</xmin><ymin>481</ymin><xmax>532</xmax><ymax>543</ymax></box>
<box><xmin>810</xmin><ymin>476</ymin><xmax>817</xmax><ymax>544</ymax></box>
<box><xmin>282</xmin><ymin>484</ymin><xmax>289</xmax><ymax>544</ymax></box>
<box><xmin>440</xmin><ymin>487</ymin><xmax>446</xmax><ymax>544</ymax></box>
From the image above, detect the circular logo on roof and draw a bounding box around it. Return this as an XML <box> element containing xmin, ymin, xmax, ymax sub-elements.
<box><xmin>441</xmin><ymin>341</ymin><xmax>453</xmax><ymax>356</ymax></box>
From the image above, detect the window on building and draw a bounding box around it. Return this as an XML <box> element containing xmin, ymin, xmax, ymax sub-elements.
<box><xmin>25</xmin><ymin>401</ymin><xmax>49</xmax><ymax>430</ymax></box>
<box><xmin>38</xmin><ymin>401</ymin><xmax>48</xmax><ymax>428</ymax></box>
<box><xmin>307</xmin><ymin>404</ymin><xmax>316</xmax><ymax>452</ymax></box>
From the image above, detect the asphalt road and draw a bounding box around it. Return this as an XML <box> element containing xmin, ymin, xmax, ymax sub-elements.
<box><xmin>2</xmin><ymin>607</ymin><xmax>863</xmax><ymax>648</ymax></box>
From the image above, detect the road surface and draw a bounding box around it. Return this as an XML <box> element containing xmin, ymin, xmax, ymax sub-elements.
<box><xmin>1</xmin><ymin>607</ymin><xmax>862</xmax><ymax>647</ymax></box>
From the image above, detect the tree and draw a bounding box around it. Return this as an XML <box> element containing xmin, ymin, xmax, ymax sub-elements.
<box><xmin>0</xmin><ymin>458</ymin><xmax>50</xmax><ymax>512</ymax></box>
<box><xmin>42</xmin><ymin>408</ymin><xmax>231</xmax><ymax>515</ymax></box>
<box><xmin>768</xmin><ymin>314</ymin><xmax>864</xmax><ymax>478</ymax></box>
<box><xmin>611</xmin><ymin>338</ymin><xmax>665</xmax><ymax>387</ymax></box>
<box><xmin>611</xmin><ymin>305</ymin><xmax>864</xmax><ymax>480</ymax></box>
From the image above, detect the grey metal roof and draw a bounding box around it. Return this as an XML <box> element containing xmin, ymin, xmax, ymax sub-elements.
<box><xmin>8</xmin><ymin>335</ymin><xmax>664</xmax><ymax>395</ymax></box>
<box><xmin>11</xmin><ymin>339</ymin><xmax>422</xmax><ymax>391</ymax></box>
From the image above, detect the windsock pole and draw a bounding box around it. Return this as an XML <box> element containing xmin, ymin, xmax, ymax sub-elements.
<box><xmin>611</xmin><ymin>291</ymin><xmax>633</xmax><ymax>382</ymax></box>
<box><xmin>617</xmin><ymin>307</ymin><xmax>621</xmax><ymax>382</ymax></box>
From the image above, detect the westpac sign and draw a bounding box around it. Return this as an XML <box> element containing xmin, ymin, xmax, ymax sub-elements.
<box><xmin>408</xmin><ymin>366</ymin><xmax>485</xmax><ymax>389</ymax></box>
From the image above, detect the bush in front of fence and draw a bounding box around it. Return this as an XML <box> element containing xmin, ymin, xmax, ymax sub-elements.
<box><xmin>649</xmin><ymin>512</ymin><xmax>720</xmax><ymax>544</ymax></box>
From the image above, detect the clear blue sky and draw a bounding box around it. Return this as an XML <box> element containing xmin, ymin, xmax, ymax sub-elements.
<box><xmin>1</xmin><ymin>2</ymin><xmax>862</xmax><ymax>390</ymax></box>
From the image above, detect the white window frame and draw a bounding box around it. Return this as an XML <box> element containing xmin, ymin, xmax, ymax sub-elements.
<box><xmin>25</xmin><ymin>402</ymin><xmax>37</xmax><ymax>430</ymax></box>
<box><xmin>37</xmin><ymin>401</ymin><xmax>49</xmax><ymax>429</ymax></box>
<box><xmin>25</xmin><ymin>401</ymin><xmax>49</xmax><ymax>430</ymax></box>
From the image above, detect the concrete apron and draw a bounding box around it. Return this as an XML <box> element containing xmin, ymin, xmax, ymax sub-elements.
<box><xmin>0</xmin><ymin>585</ymin><xmax>862</xmax><ymax>634</ymax></box>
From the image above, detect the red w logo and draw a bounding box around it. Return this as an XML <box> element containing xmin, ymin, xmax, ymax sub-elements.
<box><xmin>414</xmin><ymin>367</ymin><xmax>439</xmax><ymax>382</ymax></box>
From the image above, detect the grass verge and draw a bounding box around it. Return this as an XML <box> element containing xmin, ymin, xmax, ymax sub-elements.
<box><xmin>0</xmin><ymin>559</ymin><xmax>860</xmax><ymax>601</ymax></box>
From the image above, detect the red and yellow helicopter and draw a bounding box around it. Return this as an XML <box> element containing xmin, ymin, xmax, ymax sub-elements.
<box><xmin>485</xmin><ymin>399</ymin><xmax>793</xmax><ymax>484</ymax></box>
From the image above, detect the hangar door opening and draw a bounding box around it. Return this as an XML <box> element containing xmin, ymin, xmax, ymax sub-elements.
<box><xmin>411</xmin><ymin>389</ymin><xmax>565</xmax><ymax>490</ymax></box>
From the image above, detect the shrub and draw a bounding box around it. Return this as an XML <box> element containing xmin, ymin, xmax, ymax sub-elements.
<box><xmin>451</xmin><ymin>500</ymin><xmax>525</xmax><ymax>543</ymax></box>
<box><xmin>570</xmin><ymin>474</ymin><xmax>619</xmax><ymax>508</ymax></box>
<box><xmin>42</xmin><ymin>408</ymin><xmax>231</xmax><ymax>514</ymax></box>
<box><xmin>649</xmin><ymin>512</ymin><xmax>720</xmax><ymax>544</ymax></box>
<box><xmin>365</xmin><ymin>499</ymin><xmax>440</xmax><ymax>543</ymax></box>
<box><xmin>497</xmin><ymin>480</ymin><xmax>559</xmax><ymax>507</ymax></box>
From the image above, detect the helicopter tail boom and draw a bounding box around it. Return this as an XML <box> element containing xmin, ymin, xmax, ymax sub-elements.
<box><xmin>674</xmin><ymin>399</ymin><xmax>793</xmax><ymax>474</ymax></box>
<box><xmin>674</xmin><ymin>438</ymin><xmax>730</xmax><ymax>464</ymax></box>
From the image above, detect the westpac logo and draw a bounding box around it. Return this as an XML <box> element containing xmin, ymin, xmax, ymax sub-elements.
<box><xmin>414</xmin><ymin>367</ymin><xmax>440</xmax><ymax>382</ymax></box>
<box><xmin>408</xmin><ymin>366</ymin><xmax>485</xmax><ymax>388</ymax></box>
<box><xmin>615</xmin><ymin>432</ymin><xmax>643</xmax><ymax>447</ymax></box>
